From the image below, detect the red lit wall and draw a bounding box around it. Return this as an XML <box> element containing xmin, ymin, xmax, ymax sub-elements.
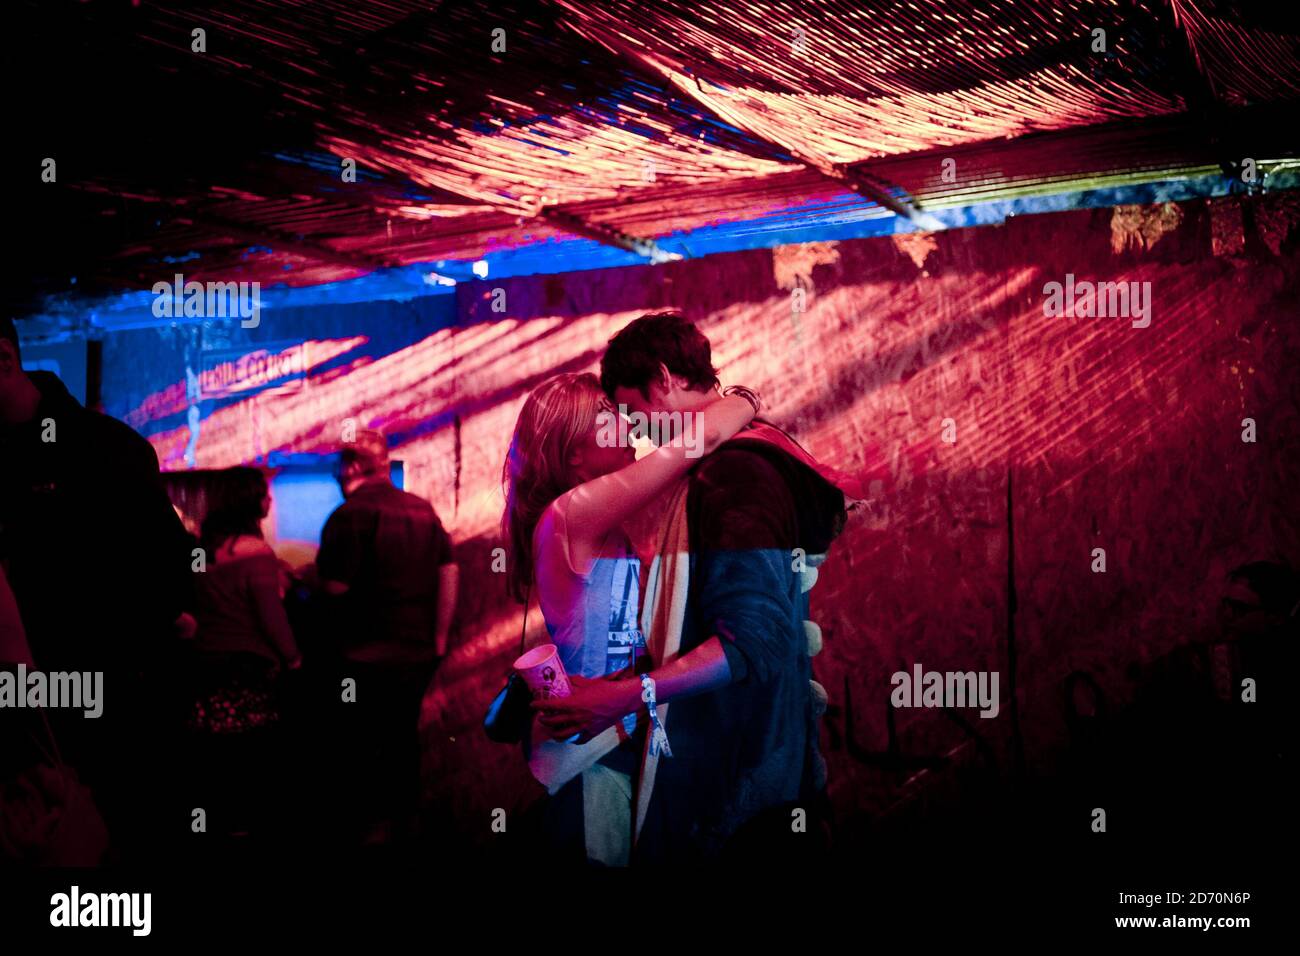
<box><xmin>112</xmin><ymin>193</ymin><xmax>1300</xmax><ymax>833</ymax></box>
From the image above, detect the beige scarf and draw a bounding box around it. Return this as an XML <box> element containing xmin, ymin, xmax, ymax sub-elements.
<box><xmin>631</xmin><ymin>477</ymin><xmax>692</xmax><ymax>845</ymax></box>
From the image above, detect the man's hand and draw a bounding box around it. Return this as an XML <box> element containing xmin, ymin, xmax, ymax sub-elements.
<box><xmin>532</xmin><ymin>673</ymin><xmax>640</xmax><ymax>743</ymax></box>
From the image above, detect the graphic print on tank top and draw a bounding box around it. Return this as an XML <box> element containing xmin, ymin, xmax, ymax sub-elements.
<box><xmin>607</xmin><ymin>552</ymin><xmax>646</xmax><ymax>735</ymax></box>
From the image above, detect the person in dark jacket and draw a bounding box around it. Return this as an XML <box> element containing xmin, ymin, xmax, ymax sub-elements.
<box><xmin>0</xmin><ymin>316</ymin><xmax>194</xmax><ymax>861</ymax></box>
<box><xmin>314</xmin><ymin>428</ymin><xmax>459</xmax><ymax>845</ymax></box>
<box><xmin>534</xmin><ymin>312</ymin><xmax>850</xmax><ymax>862</ymax></box>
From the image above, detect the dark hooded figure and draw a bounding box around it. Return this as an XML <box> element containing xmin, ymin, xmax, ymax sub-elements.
<box><xmin>0</xmin><ymin>317</ymin><xmax>193</xmax><ymax>861</ymax></box>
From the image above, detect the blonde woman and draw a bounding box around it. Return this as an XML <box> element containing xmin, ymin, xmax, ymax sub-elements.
<box><xmin>502</xmin><ymin>371</ymin><xmax>757</xmax><ymax>864</ymax></box>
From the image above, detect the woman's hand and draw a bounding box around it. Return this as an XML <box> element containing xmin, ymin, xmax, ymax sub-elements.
<box><xmin>532</xmin><ymin>673</ymin><xmax>641</xmax><ymax>743</ymax></box>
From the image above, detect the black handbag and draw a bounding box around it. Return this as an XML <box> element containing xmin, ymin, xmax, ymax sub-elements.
<box><xmin>483</xmin><ymin>589</ymin><xmax>534</xmax><ymax>744</ymax></box>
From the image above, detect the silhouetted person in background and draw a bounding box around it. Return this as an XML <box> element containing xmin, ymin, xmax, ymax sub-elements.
<box><xmin>1082</xmin><ymin>559</ymin><xmax>1297</xmax><ymax>847</ymax></box>
<box><xmin>183</xmin><ymin>466</ymin><xmax>301</xmax><ymax>845</ymax></box>
<box><xmin>1219</xmin><ymin>560</ymin><xmax>1299</xmax><ymax>643</ymax></box>
<box><xmin>1215</xmin><ymin>559</ymin><xmax>1295</xmax><ymax>769</ymax></box>
<box><xmin>0</xmin><ymin>316</ymin><xmax>193</xmax><ymax>862</ymax></box>
<box><xmin>315</xmin><ymin>429</ymin><xmax>458</xmax><ymax>846</ymax></box>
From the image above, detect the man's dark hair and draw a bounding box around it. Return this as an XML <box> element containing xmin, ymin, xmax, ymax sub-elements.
<box><xmin>0</xmin><ymin>317</ymin><xmax>20</xmax><ymax>362</ymax></box>
<box><xmin>599</xmin><ymin>311</ymin><xmax>719</xmax><ymax>399</ymax></box>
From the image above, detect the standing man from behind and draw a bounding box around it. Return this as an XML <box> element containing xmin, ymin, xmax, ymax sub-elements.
<box><xmin>315</xmin><ymin>429</ymin><xmax>458</xmax><ymax>847</ymax></box>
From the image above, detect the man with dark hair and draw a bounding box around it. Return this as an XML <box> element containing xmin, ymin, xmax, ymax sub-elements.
<box><xmin>543</xmin><ymin>311</ymin><xmax>852</xmax><ymax>862</ymax></box>
<box><xmin>0</xmin><ymin>316</ymin><xmax>194</xmax><ymax>861</ymax></box>
<box><xmin>598</xmin><ymin>311</ymin><xmax>720</xmax><ymax>399</ymax></box>
<box><xmin>314</xmin><ymin>428</ymin><xmax>459</xmax><ymax>845</ymax></box>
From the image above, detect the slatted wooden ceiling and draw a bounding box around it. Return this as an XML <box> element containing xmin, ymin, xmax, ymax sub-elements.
<box><xmin>9</xmin><ymin>0</ymin><xmax>1300</xmax><ymax>319</ymax></box>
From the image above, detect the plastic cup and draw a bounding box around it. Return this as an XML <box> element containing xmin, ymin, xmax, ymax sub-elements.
<box><xmin>513</xmin><ymin>643</ymin><xmax>572</xmax><ymax>700</ymax></box>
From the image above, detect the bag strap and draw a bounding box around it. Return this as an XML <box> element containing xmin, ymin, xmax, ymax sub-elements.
<box><xmin>519</xmin><ymin>584</ymin><xmax>530</xmax><ymax>657</ymax></box>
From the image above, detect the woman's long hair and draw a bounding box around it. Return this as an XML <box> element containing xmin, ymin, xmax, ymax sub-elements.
<box><xmin>199</xmin><ymin>466</ymin><xmax>269</xmax><ymax>557</ymax></box>
<box><xmin>502</xmin><ymin>373</ymin><xmax>608</xmax><ymax>602</ymax></box>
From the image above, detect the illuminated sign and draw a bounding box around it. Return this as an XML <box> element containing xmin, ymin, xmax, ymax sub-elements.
<box><xmin>199</xmin><ymin>341</ymin><xmax>308</xmax><ymax>399</ymax></box>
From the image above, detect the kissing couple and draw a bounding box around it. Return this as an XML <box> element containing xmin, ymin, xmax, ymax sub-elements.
<box><xmin>501</xmin><ymin>311</ymin><xmax>858</xmax><ymax>864</ymax></box>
